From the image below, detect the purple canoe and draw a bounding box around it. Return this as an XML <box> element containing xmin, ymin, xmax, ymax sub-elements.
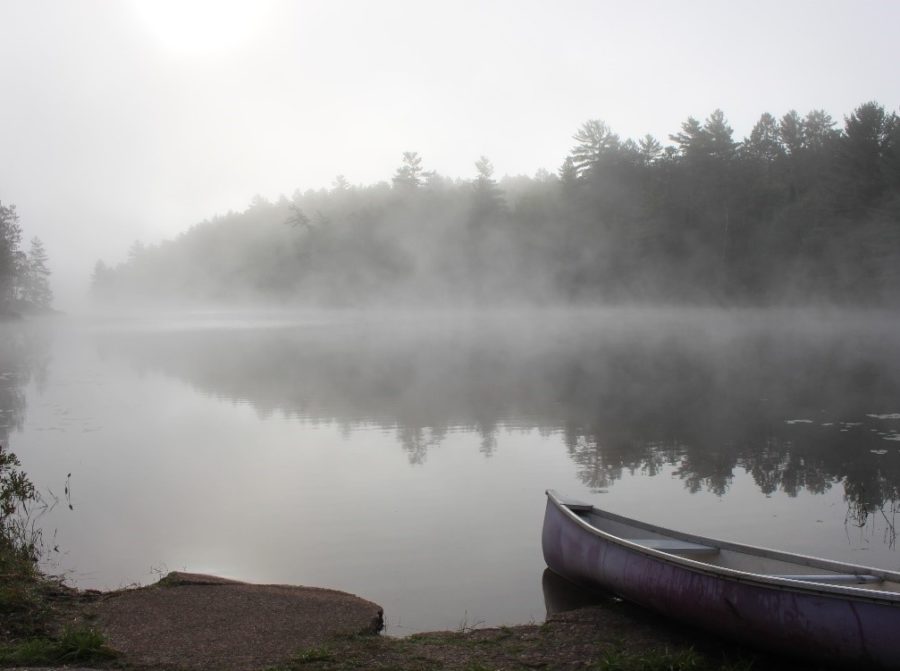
<box><xmin>542</xmin><ymin>489</ymin><xmax>900</xmax><ymax>668</ymax></box>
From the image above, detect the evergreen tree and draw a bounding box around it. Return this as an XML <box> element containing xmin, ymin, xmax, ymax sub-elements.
<box><xmin>570</xmin><ymin>119</ymin><xmax>619</xmax><ymax>177</ymax></box>
<box><xmin>839</xmin><ymin>101</ymin><xmax>895</xmax><ymax>206</ymax></box>
<box><xmin>637</xmin><ymin>134</ymin><xmax>663</xmax><ymax>166</ymax></box>
<box><xmin>779</xmin><ymin>111</ymin><xmax>804</xmax><ymax>156</ymax></box>
<box><xmin>392</xmin><ymin>152</ymin><xmax>425</xmax><ymax>189</ymax></box>
<box><xmin>472</xmin><ymin>156</ymin><xmax>504</xmax><ymax>211</ymax></box>
<box><xmin>0</xmin><ymin>203</ymin><xmax>22</xmax><ymax>308</ymax></box>
<box><xmin>670</xmin><ymin>110</ymin><xmax>736</xmax><ymax>163</ymax></box>
<box><xmin>745</xmin><ymin>113</ymin><xmax>784</xmax><ymax>164</ymax></box>
<box><xmin>23</xmin><ymin>238</ymin><xmax>52</xmax><ymax>309</ymax></box>
<box><xmin>703</xmin><ymin>109</ymin><xmax>737</xmax><ymax>162</ymax></box>
<box><xmin>803</xmin><ymin>109</ymin><xmax>839</xmax><ymax>152</ymax></box>
<box><xmin>669</xmin><ymin>116</ymin><xmax>706</xmax><ymax>160</ymax></box>
<box><xmin>558</xmin><ymin>156</ymin><xmax>579</xmax><ymax>191</ymax></box>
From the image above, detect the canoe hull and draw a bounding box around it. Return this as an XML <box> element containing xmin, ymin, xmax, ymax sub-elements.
<box><xmin>542</xmin><ymin>498</ymin><xmax>900</xmax><ymax>668</ymax></box>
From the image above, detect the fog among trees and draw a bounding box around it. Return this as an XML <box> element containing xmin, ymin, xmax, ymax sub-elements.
<box><xmin>0</xmin><ymin>202</ymin><xmax>53</xmax><ymax>316</ymax></box>
<box><xmin>92</xmin><ymin>101</ymin><xmax>900</xmax><ymax>308</ymax></box>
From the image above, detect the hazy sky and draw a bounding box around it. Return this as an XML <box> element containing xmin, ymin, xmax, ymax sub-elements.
<box><xmin>1</xmin><ymin>0</ymin><xmax>898</xmax><ymax>308</ymax></box>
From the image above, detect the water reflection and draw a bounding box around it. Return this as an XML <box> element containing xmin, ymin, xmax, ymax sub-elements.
<box><xmin>0</xmin><ymin>322</ymin><xmax>51</xmax><ymax>444</ymax></box>
<box><xmin>3</xmin><ymin>310</ymin><xmax>900</xmax><ymax>631</ymax></box>
<box><xmin>541</xmin><ymin>568</ymin><xmax>610</xmax><ymax>616</ymax></box>
<box><xmin>89</xmin><ymin>310</ymin><xmax>900</xmax><ymax>524</ymax></box>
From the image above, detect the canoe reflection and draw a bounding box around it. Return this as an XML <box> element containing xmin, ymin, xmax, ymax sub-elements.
<box><xmin>541</xmin><ymin>568</ymin><xmax>611</xmax><ymax>617</ymax></box>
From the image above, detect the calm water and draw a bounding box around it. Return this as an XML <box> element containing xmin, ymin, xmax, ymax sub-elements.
<box><xmin>3</xmin><ymin>308</ymin><xmax>900</xmax><ymax>634</ymax></box>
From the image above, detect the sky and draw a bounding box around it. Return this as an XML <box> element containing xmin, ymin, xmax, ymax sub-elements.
<box><xmin>1</xmin><ymin>0</ymin><xmax>898</xmax><ymax>309</ymax></box>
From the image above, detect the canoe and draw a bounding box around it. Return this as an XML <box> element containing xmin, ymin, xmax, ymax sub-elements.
<box><xmin>542</xmin><ymin>489</ymin><xmax>900</xmax><ymax>668</ymax></box>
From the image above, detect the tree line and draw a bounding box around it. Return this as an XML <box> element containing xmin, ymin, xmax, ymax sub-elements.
<box><xmin>93</xmin><ymin>101</ymin><xmax>900</xmax><ymax>307</ymax></box>
<box><xmin>0</xmin><ymin>202</ymin><xmax>53</xmax><ymax>316</ymax></box>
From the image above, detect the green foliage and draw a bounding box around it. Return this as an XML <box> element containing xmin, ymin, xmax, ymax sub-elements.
<box><xmin>594</xmin><ymin>647</ymin><xmax>704</xmax><ymax>671</ymax></box>
<box><xmin>0</xmin><ymin>626</ymin><xmax>115</xmax><ymax>665</ymax></box>
<box><xmin>0</xmin><ymin>576</ymin><xmax>48</xmax><ymax>640</ymax></box>
<box><xmin>0</xmin><ymin>444</ymin><xmax>55</xmax><ymax>643</ymax></box>
<box><xmin>291</xmin><ymin>646</ymin><xmax>336</xmax><ymax>664</ymax></box>
<box><xmin>0</xmin><ymin>443</ymin><xmax>38</xmax><ymax>562</ymax></box>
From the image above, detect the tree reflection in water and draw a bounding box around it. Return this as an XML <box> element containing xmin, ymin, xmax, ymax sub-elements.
<box><xmin>397</xmin><ymin>425</ymin><xmax>446</xmax><ymax>465</ymax></box>
<box><xmin>0</xmin><ymin>322</ymin><xmax>51</xmax><ymax>446</ymax></box>
<box><xmin>91</xmin><ymin>310</ymin><xmax>900</xmax><ymax>534</ymax></box>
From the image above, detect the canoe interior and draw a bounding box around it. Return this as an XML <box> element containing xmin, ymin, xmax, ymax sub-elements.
<box><xmin>574</xmin><ymin>507</ymin><xmax>900</xmax><ymax>595</ymax></box>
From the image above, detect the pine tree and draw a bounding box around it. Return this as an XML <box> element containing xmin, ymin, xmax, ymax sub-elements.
<box><xmin>0</xmin><ymin>202</ymin><xmax>22</xmax><ymax>308</ymax></box>
<box><xmin>570</xmin><ymin>120</ymin><xmax>619</xmax><ymax>177</ymax></box>
<box><xmin>472</xmin><ymin>156</ymin><xmax>504</xmax><ymax>211</ymax></box>
<box><xmin>392</xmin><ymin>152</ymin><xmax>425</xmax><ymax>189</ymax></box>
<box><xmin>637</xmin><ymin>134</ymin><xmax>663</xmax><ymax>166</ymax></box>
<box><xmin>24</xmin><ymin>238</ymin><xmax>52</xmax><ymax>309</ymax></box>
<box><xmin>779</xmin><ymin>110</ymin><xmax>804</xmax><ymax>156</ymax></box>
<box><xmin>745</xmin><ymin>113</ymin><xmax>784</xmax><ymax>164</ymax></box>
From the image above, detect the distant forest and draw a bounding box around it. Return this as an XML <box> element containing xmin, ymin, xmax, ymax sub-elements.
<box><xmin>0</xmin><ymin>202</ymin><xmax>53</xmax><ymax>316</ymax></box>
<box><xmin>93</xmin><ymin>101</ymin><xmax>900</xmax><ymax>307</ymax></box>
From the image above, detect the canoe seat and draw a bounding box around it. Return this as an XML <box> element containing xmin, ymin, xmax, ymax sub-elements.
<box><xmin>773</xmin><ymin>574</ymin><xmax>883</xmax><ymax>585</ymax></box>
<box><xmin>630</xmin><ymin>538</ymin><xmax>719</xmax><ymax>557</ymax></box>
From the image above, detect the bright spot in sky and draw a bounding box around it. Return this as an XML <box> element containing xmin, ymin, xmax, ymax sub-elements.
<box><xmin>132</xmin><ymin>0</ymin><xmax>268</xmax><ymax>56</ymax></box>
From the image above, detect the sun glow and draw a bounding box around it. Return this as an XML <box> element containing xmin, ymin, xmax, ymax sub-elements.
<box><xmin>132</xmin><ymin>0</ymin><xmax>269</xmax><ymax>57</ymax></box>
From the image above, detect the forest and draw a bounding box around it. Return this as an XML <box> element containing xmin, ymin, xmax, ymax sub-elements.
<box><xmin>92</xmin><ymin>101</ymin><xmax>900</xmax><ymax>307</ymax></box>
<box><xmin>0</xmin><ymin>202</ymin><xmax>53</xmax><ymax>316</ymax></box>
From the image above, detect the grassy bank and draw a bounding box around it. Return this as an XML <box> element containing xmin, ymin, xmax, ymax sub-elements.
<box><xmin>264</xmin><ymin>600</ymin><xmax>817</xmax><ymax>671</ymax></box>
<box><xmin>266</xmin><ymin>627</ymin><xmax>742</xmax><ymax>671</ymax></box>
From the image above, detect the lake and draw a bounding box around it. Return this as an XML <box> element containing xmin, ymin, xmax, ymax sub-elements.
<box><xmin>2</xmin><ymin>307</ymin><xmax>900</xmax><ymax>634</ymax></box>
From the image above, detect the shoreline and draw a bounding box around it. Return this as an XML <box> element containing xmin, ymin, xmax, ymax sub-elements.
<box><xmin>0</xmin><ymin>569</ymin><xmax>825</xmax><ymax>671</ymax></box>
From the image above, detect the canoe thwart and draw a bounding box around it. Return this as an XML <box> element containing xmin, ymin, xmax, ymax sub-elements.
<box><xmin>630</xmin><ymin>538</ymin><xmax>720</xmax><ymax>556</ymax></box>
<box><xmin>556</xmin><ymin>496</ymin><xmax>594</xmax><ymax>512</ymax></box>
<box><xmin>772</xmin><ymin>574</ymin><xmax>883</xmax><ymax>585</ymax></box>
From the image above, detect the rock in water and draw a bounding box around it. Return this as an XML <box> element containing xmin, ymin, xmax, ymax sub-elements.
<box><xmin>89</xmin><ymin>572</ymin><xmax>384</xmax><ymax>671</ymax></box>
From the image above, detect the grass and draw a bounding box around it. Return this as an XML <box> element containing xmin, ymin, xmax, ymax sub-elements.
<box><xmin>263</xmin><ymin>627</ymin><xmax>767</xmax><ymax>671</ymax></box>
<box><xmin>0</xmin><ymin>564</ymin><xmax>50</xmax><ymax>640</ymax></box>
<box><xmin>0</xmin><ymin>625</ymin><xmax>116</xmax><ymax>665</ymax></box>
<box><xmin>291</xmin><ymin>646</ymin><xmax>336</xmax><ymax>664</ymax></box>
<box><xmin>593</xmin><ymin>647</ymin><xmax>705</xmax><ymax>671</ymax></box>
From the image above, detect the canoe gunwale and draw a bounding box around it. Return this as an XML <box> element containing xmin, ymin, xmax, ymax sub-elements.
<box><xmin>545</xmin><ymin>489</ymin><xmax>900</xmax><ymax>605</ymax></box>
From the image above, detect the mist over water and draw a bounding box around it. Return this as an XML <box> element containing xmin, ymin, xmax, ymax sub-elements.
<box><xmin>3</xmin><ymin>307</ymin><xmax>900</xmax><ymax>632</ymax></box>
